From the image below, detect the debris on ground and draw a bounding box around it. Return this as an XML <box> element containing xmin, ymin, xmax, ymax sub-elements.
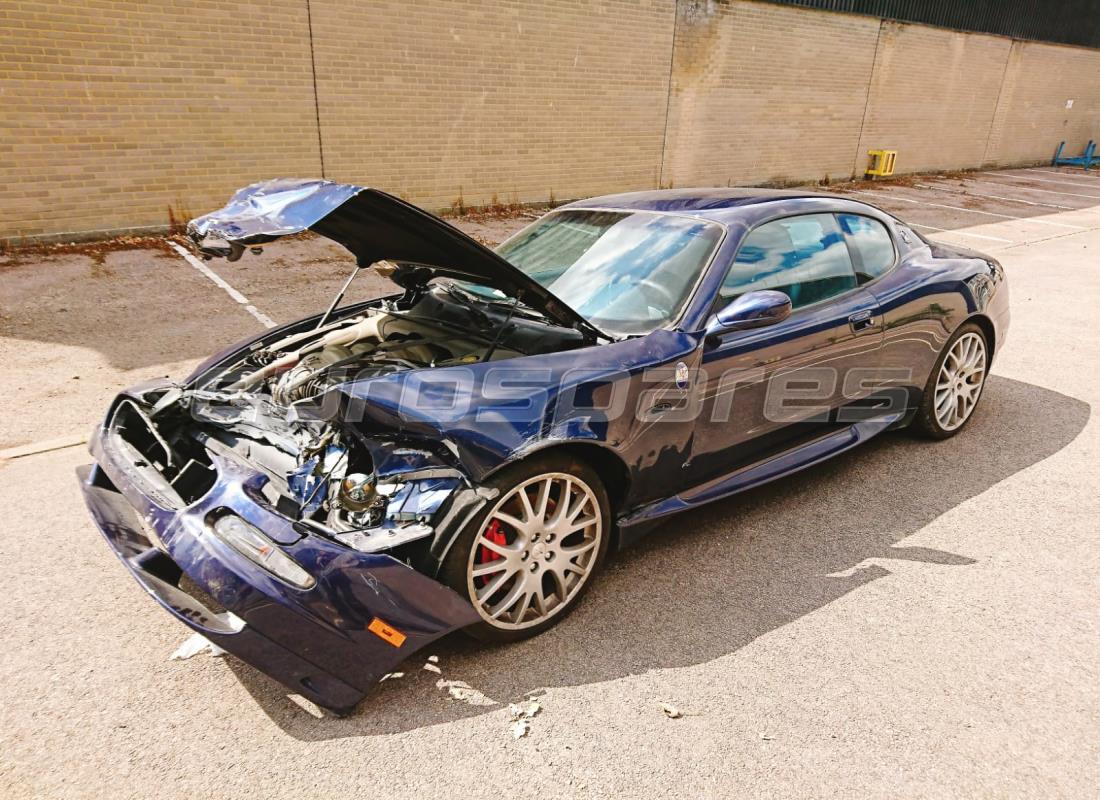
<box><xmin>169</xmin><ymin>633</ymin><xmax>226</xmax><ymax>660</ymax></box>
<box><xmin>507</xmin><ymin>698</ymin><xmax>542</xmax><ymax>739</ymax></box>
<box><xmin>0</xmin><ymin>233</ymin><xmax>183</xmax><ymax>268</ymax></box>
<box><xmin>422</xmin><ymin>662</ymin><xmax>442</xmax><ymax>674</ymax></box>
<box><xmin>379</xmin><ymin>671</ymin><xmax>404</xmax><ymax>681</ymax></box>
<box><xmin>509</xmin><ymin>699</ymin><xmax>542</xmax><ymax>720</ymax></box>
<box><xmin>436</xmin><ymin>679</ymin><xmax>496</xmax><ymax>707</ymax></box>
<box><xmin>658</xmin><ymin>702</ymin><xmax>683</xmax><ymax>719</ymax></box>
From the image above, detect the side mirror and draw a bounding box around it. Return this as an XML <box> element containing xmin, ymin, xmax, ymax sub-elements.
<box><xmin>706</xmin><ymin>290</ymin><xmax>792</xmax><ymax>337</ymax></box>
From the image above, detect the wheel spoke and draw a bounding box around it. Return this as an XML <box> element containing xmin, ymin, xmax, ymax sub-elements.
<box><xmin>512</xmin><ymin>590</ymin><xmax>534</xmax><ymax>623</ymax></box>
<box><xmin>566</xmin><ymin>515</ymin><xmax>599</xmax><ymax>534</ymax></box>
<box><xmin>477</xmin><ymin>533</ymin><xmax>513</xmax><ymax>557</ymax></box>
<box><xmin>533</xmin><ymin>478</ymin><xmax>552</xmax><ymax>522</ymax></box>
<box><xmin>476</xmin><ymin>567</ymin><xmax>517</xmax><ymax>602</ymax></box>
<box><xmin>566</xmin><ymin>491</ymin><xmax>589</xmax><ymax>523</ymax></box>
<box><xmin>492</xmin><ymin>511</ymin><xmax>527</xmax><ymax>534</ymax></box>
<box><xmin>489</xmin><ymin>579</ymin><xmax>528</xmax><ymax>619</ymax></box>
<box><xmin>531</xmin><ymin>587</ymin><xmax>548</xmax><ymax>616</ymax></box>
<box><xmin>547</xmin><ymin>568</ymin><xmax>568</xmax><ymax>602</ymax></box>
<box><xmin>517</xmin><ymin>486</ymin><xmax>536</xmax><ymax>523</ymax></box>
<box><xmin>545</xmin><ymin>481</ymin><xmax>572</xmax><ymax>527</ymax></box>
<box><xmin>561</xmin><ymin>538</ymin><xmax>598</xmax><ymax>557</ymax></box>
<box><xmin>472</xmin><ymin>560</ymin><xmax>509</xmax><ymax>579</ymax></box>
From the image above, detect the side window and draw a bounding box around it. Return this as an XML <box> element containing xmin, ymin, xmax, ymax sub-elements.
<box><xmin>838</xmin><ymin>213</ymin><xmax>895</xmax><ymax>283</ymax></box>
<box><xmin>719</xmin><ymin>214</ymin><xmax>857</xmax><ymax>310</ymax></box>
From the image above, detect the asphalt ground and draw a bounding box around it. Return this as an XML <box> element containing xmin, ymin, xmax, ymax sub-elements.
<box><xmin>1</xmin><ymin>167</ymin><xmax>1098</xmax><ymax>798</ymax></box>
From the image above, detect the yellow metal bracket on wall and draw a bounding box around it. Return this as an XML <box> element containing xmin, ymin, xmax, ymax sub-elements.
<box><xmin>866</xmin><ymin>149</ymin><xmax>897</xmax><ymax>178</ymax></box>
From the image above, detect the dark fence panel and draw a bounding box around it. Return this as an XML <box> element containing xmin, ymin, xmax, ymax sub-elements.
<box><xmin>763</xmin><ymin>0</ymin><xmax>1100</xmax><ymax>49</ymax></box>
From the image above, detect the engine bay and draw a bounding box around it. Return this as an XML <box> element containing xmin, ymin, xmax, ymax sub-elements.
<box><xmin>221</xmin><ymin>301</ymin><xmax>522</xmax><ymax>402</ymax></box>
<box><xmin>104</xmin><ymin>285</ymin><xmax>586</xmax><ymax>565</ymax></box>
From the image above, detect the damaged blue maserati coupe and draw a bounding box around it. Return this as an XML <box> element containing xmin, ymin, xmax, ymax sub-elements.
<box><xmin>79</xmin><ymin>179</ymin><xmax>1008</xmax><ymax>714</ymax></box>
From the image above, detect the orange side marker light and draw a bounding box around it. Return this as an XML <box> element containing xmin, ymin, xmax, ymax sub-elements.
<box><xmin>368</xmin><ymin>617</ymin><xmax>407</xmax><ymax>648</ymax></box>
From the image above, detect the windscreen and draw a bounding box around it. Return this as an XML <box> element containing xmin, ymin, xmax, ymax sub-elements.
<box><xmin>462</xmin><ymin>209</ymin><xmax>723</xmax><ymax>336</ymax></box>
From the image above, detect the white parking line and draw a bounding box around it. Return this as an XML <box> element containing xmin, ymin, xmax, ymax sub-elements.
<box><xmin>168</xmin><ymin>242</ymin><xmax>277</xmax><ymax>329</ymax></box>
<box><xmin>843</xmin><ymin>189</ymin><xmax>1084</xmax><ymax>229</ymax></box>
<box><xmin>1006</xmin><ymin>171</ymin><xmax>1093</xmax><ymax>185</ymax></box>
<box><xmin>0</xmin><ymin>433</ymin><xmax>88</xmax><ymax>461</ymax></box>
<box><xmin>1026</xmin><ymin>168</ymin><xmax>1100</xmax><ymax>181</ymax></box>
<box><xmin>980</xmin><ymin>175</ymin><xmax>1100</xmax><ymax>198</ymax></box>
<box><xmin>907</xmin><ymin>223</ymin><xmax>1013</xmax><ymax>244</ymax></box>
<box><xmin>914</xmin><ymin>183</ymin><xmax>1075</xmax><ymax>210</ymax></box>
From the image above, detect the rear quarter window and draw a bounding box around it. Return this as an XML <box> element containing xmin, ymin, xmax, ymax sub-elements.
<box><xmin>838</xmin><ymin>214</ymin><xmax>896</xmax><ymax>283</ymax></box>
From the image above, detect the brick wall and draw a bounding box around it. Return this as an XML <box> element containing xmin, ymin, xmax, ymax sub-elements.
<box><xmin>854</xmin><ymin>22</ymin><xmax>1011</xmax><ymax>173</ymax></box>
<box><xmin>983</xmin><ymin>38</ymin><xmax>1100</xmax><ymax>167</ymax></box>
<box><xmin>309</xmin><ymin>0</ymin><xmax>674</xmax><ymax>210</ymax></box>
<box><xmin>0</xmin><ymin>0</ymin><xmax>323</xmax><ymax>241</ymax></box>
<box><xmin>662</xmin><ymin>1</ymin><xmax>880</xmax><ymax>188</ymax></box>
<box><xmin>1</xmin><ymin>0</ymin><xmax>1098</xmax><ymax>242</ymax></box>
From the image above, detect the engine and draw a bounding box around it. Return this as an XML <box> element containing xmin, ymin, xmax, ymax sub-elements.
<box><xmin>223</xmin><ymin>307</ymin><xmax>518</xmax><ymax>406</ymax></box>
<box><xmin>272</xmin><ymin>339</ymin><xmax>439</xmax><ymax>405</ymax></box>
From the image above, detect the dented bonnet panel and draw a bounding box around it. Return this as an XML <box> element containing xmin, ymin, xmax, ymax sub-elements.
<box><xmin>187</xmin><ymin>179</ymin><xmax>361</xmax><ymax>248</ymax></box>
<box><xmin>187</xmin><ymin>178</ymin><xmax>602</xmax><ymax>340</ymax></box>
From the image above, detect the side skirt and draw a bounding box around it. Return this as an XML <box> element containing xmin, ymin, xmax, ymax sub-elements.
<box><xmin>615</xmin><ymin>411</ymin><xmax>903</xmax><ymax>547</ymax></box>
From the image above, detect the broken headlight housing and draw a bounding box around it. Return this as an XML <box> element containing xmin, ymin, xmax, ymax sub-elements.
<box><xmin>208</xmin><ymin>512</ymin><xmax>316</xmax><ymax>590</ymax></box>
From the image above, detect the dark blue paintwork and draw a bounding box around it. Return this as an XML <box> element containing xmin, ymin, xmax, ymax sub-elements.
<box><xmin>81</xmin><ymin>397</ymin><xmax>479</xmax><ymax>714</ymax></box>
<box><xmin>80</xmin><ymin>186</ymin><xmax>1009</xmax><ymax>713</ymax></box>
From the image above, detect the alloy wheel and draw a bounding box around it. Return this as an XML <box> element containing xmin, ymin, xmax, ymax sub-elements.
<box><xmin>467</xmin><ymin>472</ymin><xmax>602</xmax><ymax>630</ymax></box>
<box><xmin>934</xmin><ymin>331</ymin><xmax>987</xmax><ymax>431</ymax></box>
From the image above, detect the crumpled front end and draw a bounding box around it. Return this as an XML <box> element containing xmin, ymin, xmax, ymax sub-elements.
<box><xmin>79</xmin><ymin>385</ymin><xmax>481</xmax><ymax>714</ymax></box>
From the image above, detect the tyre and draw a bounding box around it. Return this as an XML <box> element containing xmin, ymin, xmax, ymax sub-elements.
<box><xmin>439</xmin><ymin>452</ymin><xmax>611</xmax><ymax>642</ymax></box>
<box><xmin>913</xmin><ymin>322</ymin><xmax>989</xmax><ymax>439</ymax></box>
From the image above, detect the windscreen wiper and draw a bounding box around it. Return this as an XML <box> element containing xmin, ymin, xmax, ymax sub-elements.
<box><xmin>436</xmin><ymin>282</ymin><xmax>495</xmax><ymax>331</ymax></box>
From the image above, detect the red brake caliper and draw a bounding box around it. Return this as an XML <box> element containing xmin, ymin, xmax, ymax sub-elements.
<box><xmin>476</xmin><ymin>519</ymin><xmax>507</xmax><ymax>588</ymax></box>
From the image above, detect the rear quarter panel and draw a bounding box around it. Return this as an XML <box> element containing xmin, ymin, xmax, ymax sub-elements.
<box><xmin>868</xmin><ymin>230</ymin><xmax>1007</xmax><ymax>402</ymax></box>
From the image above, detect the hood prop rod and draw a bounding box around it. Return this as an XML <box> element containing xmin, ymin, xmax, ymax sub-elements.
<box><xmin>481</xmin><ymin>294</ymin><xmax>521</xmax><ymax>363</ymax></box>
<box><xmin>316</xmin><ymin>261</ymin><xmax>364</xmax><ymax>329</ymax></box>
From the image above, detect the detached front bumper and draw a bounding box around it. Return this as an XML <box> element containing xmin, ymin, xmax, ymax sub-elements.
<box><xmin>79</xmin><ymin>420</ymin><xmax>479</xmax><ymax>715</ymax></box>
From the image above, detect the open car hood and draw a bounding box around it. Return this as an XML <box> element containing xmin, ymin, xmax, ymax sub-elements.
<box><xmin>187</xmin><ymin>179</ymin><xmax>606</xmax><ymax>341</ymax></box>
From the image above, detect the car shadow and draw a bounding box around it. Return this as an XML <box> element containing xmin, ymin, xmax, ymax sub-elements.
<box><xmin>224</xmin><ymin>375</ymin><xmax>1090</xmax><ymax>739</ymax></box>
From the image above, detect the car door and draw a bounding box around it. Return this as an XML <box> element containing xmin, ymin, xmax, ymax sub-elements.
<box><xmin>686</xmin><ymin>212</ymin><xmax>884</xmax><ymax>484</ymax></box>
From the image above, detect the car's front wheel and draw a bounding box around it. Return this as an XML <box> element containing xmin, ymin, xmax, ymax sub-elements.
<box><xmin>913</xmin><ymin>322</ymin><xmax>989</xmax><ymax>438</ymax></box>
<box><xmin>440</xmin><ymin>452</ymin><xmax>610</xmax><ymax>642</ymax></box>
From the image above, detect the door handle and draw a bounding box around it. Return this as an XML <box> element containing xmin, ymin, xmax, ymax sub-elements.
<box><xmin>849</xmin><ymin>309</ymin><xmax>875</xmax><ymax>332</ymax></box>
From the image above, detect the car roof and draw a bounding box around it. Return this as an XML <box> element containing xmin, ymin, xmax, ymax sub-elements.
<box><xmin>559</xmin><ymin>187</ymin><xmax>871</xmax><ymax>222</ymax></box>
